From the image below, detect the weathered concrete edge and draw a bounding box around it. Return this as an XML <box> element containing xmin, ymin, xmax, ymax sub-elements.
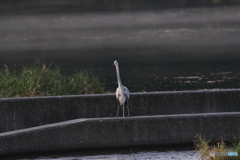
<box><xmin>1</xmin><ymin>112</ymin><xmax>240</xmax><ymax>156</ymax></box>
<box><xmin>1</xmin><ymin>88</ymin><xmax>240</xmax><ymax>100</ymax></box>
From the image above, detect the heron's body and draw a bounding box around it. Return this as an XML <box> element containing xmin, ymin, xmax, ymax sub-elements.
<box><xmin>114</xmin><ymin>60</ymin><xmax>130</xmax><ymax>117</ymax></box>
<box><xmin>116</xmin><ymin>86</ymin><xmax>129</xmax><ymax>105</ymax></box>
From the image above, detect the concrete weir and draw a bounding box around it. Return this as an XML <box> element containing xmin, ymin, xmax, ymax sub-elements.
<box><xmin>0</xmin><ymin>113</ymin><xmax>240</xmax><ymax>156</ymax></box>
<box><xmin>0</xmin><ymin>89</ymin><xmax>240</xmax><ymax>156</ymax></box>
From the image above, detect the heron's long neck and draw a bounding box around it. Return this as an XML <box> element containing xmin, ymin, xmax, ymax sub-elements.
<box><xmin>115</xmin><ymin>65</ymin><xmax>123</xmax><ymax>88</ymax></box>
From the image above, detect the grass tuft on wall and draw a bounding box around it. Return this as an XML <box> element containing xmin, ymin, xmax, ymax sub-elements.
<box><xmin>0</xmin><ymin>59</ymin><xmax>106</xmax><ymax>97</ymax></box>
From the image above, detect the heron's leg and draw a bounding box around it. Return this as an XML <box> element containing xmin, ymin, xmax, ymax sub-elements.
<box><xmin>116</xmin><ymin>102</ymin><xmax>120</xmax><ymax>117</ymax></box>
<box><xmin>127</xmin><ymin>102</ymin><xmax>130</xmax><ymax>117</ymax></box>
<box><xmin>123</xmin><ymin>104</ymin><xmax>125</xmax><ymax>117</ymax></box>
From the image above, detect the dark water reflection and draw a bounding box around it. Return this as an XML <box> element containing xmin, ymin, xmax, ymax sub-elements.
<box><xmin>100</xmin><ymin>61</ymin><xmax>240</xmax><ymax>93</ymax></box>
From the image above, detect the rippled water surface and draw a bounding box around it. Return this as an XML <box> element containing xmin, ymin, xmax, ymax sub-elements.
<box><xmin>101</xmin><ymin>62</ymin><xmax>240</xmax><ymax>92</ymax></box>
<box><xmin>14</xmin><ymin>149</ymin><xmax>201</xmax><ymax>160</ymax></box>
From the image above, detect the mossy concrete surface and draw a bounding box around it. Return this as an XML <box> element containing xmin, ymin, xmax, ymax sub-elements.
<box><xmin>0</xmin><ymin>89</ymin><xmax>240</xmax><ymax>133</ymax></box>
<box><xmin>0</xmin><ymin>112</ymin><xmax>240</xmax><ymax>156</ymax></box>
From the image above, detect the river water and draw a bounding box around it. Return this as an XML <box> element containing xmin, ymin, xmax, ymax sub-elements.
<box><xmin>1</xmin><ymin>6</ymin><xmax>240</xmax><ymax>93</ymax></box>
<box><xmin>101</xmin><ymin>61</ymin><xmax>240</xmax><ymax>92</ymax></box>
<box><xmin>8</xmin><ymin>147</ymin><xmax>201</xmax><ymax>160</ymax></box>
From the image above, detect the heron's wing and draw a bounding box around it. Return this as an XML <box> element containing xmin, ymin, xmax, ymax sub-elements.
<box><xmin>123</xmin><ymin>86</ymin><xmax>130</xmax><ymax>99</ymax></box>
<box><xmin>116</xmin><ymin>87</ymin><xmax>121</xmax><ymax>99</ymax></box>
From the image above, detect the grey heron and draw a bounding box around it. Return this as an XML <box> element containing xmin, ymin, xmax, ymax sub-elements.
<box><xmin>113</xmin><ymin>60</ymin><xmax>130</xmax><ymax>117</ymax></box>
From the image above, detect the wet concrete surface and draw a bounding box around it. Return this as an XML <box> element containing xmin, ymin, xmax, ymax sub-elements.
<box><xmin>1</xmin><ymin>6</ymin><xmax>240</xmax><ymax>92</ymax></box>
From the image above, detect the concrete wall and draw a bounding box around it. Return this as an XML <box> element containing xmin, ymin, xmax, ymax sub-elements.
<box><xmin>0</xmin><ymin>89</ymin><xmax>240</xmax><ymax>133</ymax></box>
<box><xmin>1</xmin><ymin>112</ymin><xmax>240</xmax><ymax>156</ymax></box>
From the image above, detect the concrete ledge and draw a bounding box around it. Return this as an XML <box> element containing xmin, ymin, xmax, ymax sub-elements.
<box><xmin>0</xmin><ymin>112</ymin><xmax>240</xmax><ymax>156</ymax></box>
<box><xmin>1</xmin><ymin>89</ymin><xmax>240</xmax><ymax>133</ymax></box>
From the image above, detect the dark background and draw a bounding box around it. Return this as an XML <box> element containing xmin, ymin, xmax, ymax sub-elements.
<box><xmin>1</xmin><ymin>0</ymin><xmax>240</xmax><ymax>15</ymax></box>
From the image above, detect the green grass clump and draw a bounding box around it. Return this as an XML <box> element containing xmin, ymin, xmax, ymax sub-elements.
<box><xmin>0</xmin><ymin>60</ymin><xmax>106</xmax><ymax>97</ymax></box>
<box><xmin>195</xmin><ymin>135</ymin><xmax>240</xmax><ymax>160</ymax></box>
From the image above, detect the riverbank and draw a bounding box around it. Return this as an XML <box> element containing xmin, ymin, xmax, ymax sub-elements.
<box><xmin>1</xmin><ymin>113</ymin><xmax>239</xmax><ymax>157</ymax></box>
<box><xmin>1</xmin><ymin>89</ymin><xmax>240</xmax><ymax>133</ymax></box>
<box><xmin>0</xmin><ymin>89</ymin><xmax>240</xmax><ymax>157</ymax></box>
